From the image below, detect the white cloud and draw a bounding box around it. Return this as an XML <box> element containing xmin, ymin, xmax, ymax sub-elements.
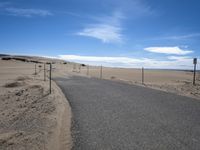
<box><xmin>77</xmin><ymin>24</ymin><xmax>122</xmax><ymax>43</ymax></box>
<box><xmin>58</xmin><ymin>55</ymin><xmax>195</xmax><ymax>69</ymax></box>
<box><xmin>163</xmin><ymin>33</ymin><xmax>200</xmax><ymax>40</ymax></box>
<box><xmin>75</xmin><ymin>0</ymin><xmax>155</xmax><ymax>44</ymax></box>
<box><xmin>144</xmin><ymin>46</ymin><xmax>193</xmax><ymax>55</ymax></box>
<box><xmin>77</xmin><ymin>12</ymin><xmax>123</xmax><ymax>43</ymax></box>
<box><xmin>5</xmin><ymin>8</ymin><xmax>52</xmax><ymax>17</ymax></box>
<box><xmin>59</xmin><ymin>55</ymin><xmax>141</xmax><ymax>63</ymax></box>
<box><xmin>167</xmin><ymin>56</ymin><xmax>190</xmax><ymax>60</ymax></box>
<box><xmin>92</xmin><ymin>11</ymin><xmax>125</xmax><ymax>25</ymax></box>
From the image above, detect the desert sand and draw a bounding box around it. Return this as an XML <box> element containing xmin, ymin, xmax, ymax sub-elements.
<box><xmin>37</xmin><ymin>59</ymin><xmax>200</xmax><ymax>99</ymax></box>
<box><xmin>62</xmin><ymin>64</ymin><xmax>200</xmax><ymax>99</ymax></box>
<box><xmin>0</xmin><ymin>58</ymin><xmax>72</xmax><ymax>150</ymax></box>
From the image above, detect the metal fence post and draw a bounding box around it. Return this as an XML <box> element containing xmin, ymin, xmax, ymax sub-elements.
<box><xmin>73</xmin><ymin>64</ymin><xmax>76</xmax><ymax>72</ymax></box>
<box><xmin>87</xmin><ymin>65</ymin><xmax>89</xmax><ymax>76</ymax></box>
<box><xmin>44</xmin><ymin>63</ymin><xmax>46</xmax><ymax>81</ymax></box>
<box><xmin>79</xmin><ymin>65</ymin><xmax>81</xmax><ymax>73</ymax></box>
<box><xmin>100</xmin><ymin>65</ymin><xmax>103</xmax><ymax>79</ymax></box>
<box><xmin>142</xmin><ymin>67</ymin><xmax>144</xmax><ymax>84</ymax></box>
<box><xmin>49</xmin><ymin>63</ymin><xmax>52</xmax><ymax>94</ymax></box>
<box><xmin>35</xmin><ymin>63</ymin><xmax>36</xmax><ymax>75</ymax></box>
<box><xmin>193</xmin><ymin>58</ymin><xmax>197</xmax><ymax>85</ymax></box>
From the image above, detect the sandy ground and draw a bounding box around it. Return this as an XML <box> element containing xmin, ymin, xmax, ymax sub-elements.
<box><xmin>0</xmin><ymin>59</ymin><xmax>72</xmax><ymax>150</ymax></box>
<box><xmin>53</xmin><ymin>63</ymin><xmax>200</xmax><ymax>99</ymax></box>
<box><xmin>0</xmin><ymin>55</ymin><xmax>199</xmax><ymax>149</ymax></box>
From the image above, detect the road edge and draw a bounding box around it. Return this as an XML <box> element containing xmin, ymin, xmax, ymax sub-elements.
<box><xmin>47</xmin><ymin>80</ymin><xmax>72</xmax><ymax>150</ymax></box>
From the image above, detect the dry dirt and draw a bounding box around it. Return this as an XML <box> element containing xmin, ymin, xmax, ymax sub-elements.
<box><xmin>56</xmin><ymin>64</ymin><xmax>200</xmax><ymax>99</ymax></box>
<box><xmin>0</xmin><ymin>59</ymin><xmax>72</xmax><ymax>150</ymax></box>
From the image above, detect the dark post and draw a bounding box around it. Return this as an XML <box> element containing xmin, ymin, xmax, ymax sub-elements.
<box><xmin>49</xmin><ymin>63</ymin><xmax>52</xmax><ymax>94</ymax></box>
<box><xmin>73</xmin><ymin>64</ymin><xmax>76</xmax><ymax>72</ymax></box>
<box><xmin>44</xmin><ymin>63</ymin><xmax>46</xmax><ymax>81</ymax></box>
<box><xmin>100</xmin><ymin>65</ymin><xmax>103</xmax><ymax>79</ymax></box>
<box><xmin>35</xmin><ymin>63</ymin><xmax>36</xmax><ymax>75</ymax></box>
<box><xmin>79</xmin><ymin>65</ymin><xmax>81</xmax><ymax>73</ymax></box>
<box><xmin>142</xmin><ymin>67</ymin><xmax>144</xmax><ymax>84</ymax></box>
<box><xmin>87</xmin><ymin>65</ymin><xmax>89</xmax><ymax>76</ymax></box>
<box><xmin>193</xmin><ymin>58</ymin><xmax>197</xmax><ymax>85</ymax></box>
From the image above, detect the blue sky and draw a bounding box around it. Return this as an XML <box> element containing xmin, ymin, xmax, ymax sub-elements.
<box><xmin>0</xmin><ymin>0</ymin><xmax>200</xmax><ymax>69</ymax></box>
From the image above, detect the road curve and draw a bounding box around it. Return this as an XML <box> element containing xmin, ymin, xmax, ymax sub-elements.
<box><xmin>54</xmin><ymin>76</ymin><xmax>200</xmax><ymax>150</ymax></box>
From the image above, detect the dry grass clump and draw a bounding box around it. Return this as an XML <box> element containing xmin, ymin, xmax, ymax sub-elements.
<box><xmin>4</xmin><ymin>82</ymin><xmax>26</xmax><ymax>88</ymax></box>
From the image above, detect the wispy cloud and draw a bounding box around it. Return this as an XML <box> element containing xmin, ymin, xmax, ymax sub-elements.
<box><xmin>5</xmin><ymin>7</ymin><xmax>53</xmax><ymax>17</ymax></box>
<box><xmin>144</xmin><ymin>46</ymin><xmax>193</xmax><ymax>55</ymax></box>
<box><xmin>163</xmin><ymin>33</ymin><xmax>200</xmax><ymax>40</ymax></box>
<box><xmin>107</xmin><ymin>0</ymin><xmax>154</xmax><ymax>17</ymax></box>
<box><xmin>125</xmin><ymin>0</ymin><xmax>154</xmax><ymax>17</ymax></box>
<box><xmin>77</xmin><ymin>12</ymin><xmax>123</xmax><ymax>44</ymax></box>
<box><xmin>75</xmin><ymin>0</ymin><xmax>155</xmax><ymax>44</ymax></box>
<box><xmin>77</xmin><ymin>24</ymin><xmax>122</xmax><ymax>43</ymax></box>
<box><xmin>58</xmin><ymin>55</ymin><xmax>195</xmax><ymax>69</ymax></box>
<box><xmin>167</xmin><ymin>56</ymin><xmax>190</xmax><ymax>60</ymax></box>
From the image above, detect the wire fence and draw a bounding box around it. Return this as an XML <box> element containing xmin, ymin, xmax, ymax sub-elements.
<box><xmin>0</xmin><ymin>63</ymin><xmax>52</xmax><ymax>93</ymax></box>
<box><xmin>62</xmin><ymin>63</ymin><xmax>200</xmax><ymax>86</ymax></box>
<box><xmin>1</xmin><ymin>61</ymin><xmax>199</xmax><ymax>95</ymax></box>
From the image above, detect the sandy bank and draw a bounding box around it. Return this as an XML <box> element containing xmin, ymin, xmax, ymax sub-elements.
<box><xmin>0</xmin><ymin>59</ymin><xmax>72</xmax><ymax>150</ymax></box>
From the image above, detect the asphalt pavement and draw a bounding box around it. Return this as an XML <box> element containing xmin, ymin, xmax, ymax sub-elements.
<box><xmin>54</xmin><ymin>76</ymin><xmax>200</xmax><ymax>150</ymax></box>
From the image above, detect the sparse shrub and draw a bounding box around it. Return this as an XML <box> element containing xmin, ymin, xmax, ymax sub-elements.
<box><xmin>4</xmin><ymin>82</ymin><xmax>25</xmax><ymax>88</ymax></box>
<box><xmin>110</xmin><ymin>76</ymin><xmax>116</xmax><ymax>79</ymax></box>
<box><xmin>2</xmin><ymin>57</ymin><xmax>12</xmax><ymax>60</ymax></box>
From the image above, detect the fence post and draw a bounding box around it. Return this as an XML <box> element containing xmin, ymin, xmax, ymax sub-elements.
<box><xmin>193</xmin><ymin>58</ymin><xmax>197</xmax><ymax>85</ymax></box>
<box><xmin>142</xmin><ymin>67</ymin><xmax>144</xmax><ymax>84</ymax></box>
<box><xmin>35</xmin><ymin>63</ymin><xmax>36</xmax><ymax>75</ymax></box>
<box><xmin>73</xmin><ymin>64</ymin><xmax>76</xmax><ymax>72</ymax></box>
<box><xmin>44</xmin><ymin>63</ymin><xmax>46</xmax><ymax>81</ymax></box>
<box><xmin>100</xmin><ymin>65</ymin><xmax>103</xmax><ymax>79</ymax></box>
<box><xmin>49</xmin><ymin>63</ymin><xmax>52</xmax><ymax>94</ymax></box>
<box><xmin>87</xmin><ymin>65</ymin><xmax>89</xmax><ymax>76</ymax></box>
<box><xmin>79</xmin><ymin>65</ymin><xmax>81</xmax><ymax>73</ymax></box>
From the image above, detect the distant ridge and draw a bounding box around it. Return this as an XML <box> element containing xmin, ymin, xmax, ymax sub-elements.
<box><xmin>0</xmin><ymin>54</ymin><xmax>10</xmax><ymax>57</ymax></box>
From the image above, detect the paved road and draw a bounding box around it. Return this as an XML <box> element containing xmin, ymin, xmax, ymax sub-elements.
<box><xmin>54</xmin><ymin>76</ymin><xmax>200</xmax><ymax>150</ymax></box>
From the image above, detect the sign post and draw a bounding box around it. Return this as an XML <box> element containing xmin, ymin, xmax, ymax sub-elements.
<box><xmin>193</xmin><ymin>58</ymin><xmax>197</xmax><ymax>85</ymax></box>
